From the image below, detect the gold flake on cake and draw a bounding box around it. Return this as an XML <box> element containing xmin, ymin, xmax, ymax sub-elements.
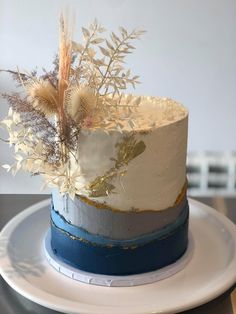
<box><xmin>88</xmin><ymin>134</ymin><xmax>146</xmax><ymax>197</ymax></box>
<box><xmin>174</xmin><ymin>180</ymin><xmax>188</xmax><ymax>205</ymax></box>
<box><xmin>79</xmin><ymin>180</ymin><xmax>187</xmax><ymax>213</ymax></box>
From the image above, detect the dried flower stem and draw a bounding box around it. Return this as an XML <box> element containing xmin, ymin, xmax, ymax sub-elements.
<box><xmin>58</xmin><ymin>14</ymin><xmax>73</xmax><ymax>165</ymax></box>
<box><xmin>97</xmin><ymin>30</ymin><xmax>136</xmax><ymax>95</ymax></box>
<box><xmin>78</xmin><ymin>26</ymin><xmax>98</xmax><ymax>68</ymax></box>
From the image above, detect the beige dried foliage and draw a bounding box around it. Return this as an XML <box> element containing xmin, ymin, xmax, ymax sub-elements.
<box><xmin>26</xmin><ymin>80</ymin><xmax>58</xmax><ymax>116</ymax></box>
<box><xmin>71</xmin><ymin>19</ymin><xmax>145</xmax><ymax>131</ymax></box>
<box><xmin>2</xmin><ymin>16</ymin><xmax>146</xmax><ymax>198</ymax></box>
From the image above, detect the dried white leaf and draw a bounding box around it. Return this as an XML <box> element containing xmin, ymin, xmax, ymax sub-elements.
<box><xmin>1</xmin><ymin>119</ymin><xmax>13</xmax><ymax>128</ymax></box>
<box><xmin>11</xmin><ymin>164</ymin><xmax>19</xmax><ymax>176</ymax></box>
<box><xmin>94</xmin><ymin>58</ymin><xmax>105</xmax><ymax>66</ymax></box>
<box><xmin>88</xmin><ymin>47</ymin><xmax>96</xmax><ymax>58</ymax></box>
<box><xmin>72</xmin><ymin>41</ymin><xmax>84</xmax><ymax>53</ymax></box>
<box><xmin>2</xmin><ymin>164</ymin><xmax>11</xmax><ymax>172</ymax></box>
<box><xmin>127</xmin><ymin>44</ymin><xmax>135</xmax><ymax>49</ymax></box>
<box><xmin>89</xmin><ymin>18</ymin><xmax>98</xmax><ymax>30</ymax></box>
<box><xmin>82</xmin><ymin>27</ymin><xmax>90</xmax><ymax>39</ymax></box>
<box><xmin>119</xmin><ymin>26</ymin><xmax>127</xmax><ymax>36</ymax></box>
<box><xmin>8</xmin><ymin>107</ymin><xmax>13</xmax><ymax>116</ymax></box>
<box><xmin>99</xmin><ymin>46</ymin><xmax>110</xmax><ymax>57</ymax></box>
<box><xmin>126</xmin><ymin>69</ymin><xmax>131</xmax><ymax>77</ymax></box>
<box><xmin>111</xmin><ymin>32</ymin><xmax>120</xmax><ymax>44</ymax></box>
<box><xmin>91</xmin><ymin>38</ymin><xmax>104</xmax><ymax>44</ymax></box>
<box><xmin>105</xmin><ymin>40</ymin><xmax>114</xmax><ymax>50</ymax></box>
<box><xmin>114</xmin><ymin>69</ymin><xmax>122</xmax><ymax>76</ymax></box>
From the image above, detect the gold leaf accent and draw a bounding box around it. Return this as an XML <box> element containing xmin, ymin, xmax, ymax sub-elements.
<box><xmin>115</xmin><ymin>135</ymin><xmax>146</xmax><ymax>168</ymax></box>
<box><xmin>88</xmin><ymin>174</ymin><xmax>116</xmax><ymax>197</ymax></box>
<box><xmin>88</xmin><ymin>134</ymin><xmax>146</xmax><ymax>197</ymax></box>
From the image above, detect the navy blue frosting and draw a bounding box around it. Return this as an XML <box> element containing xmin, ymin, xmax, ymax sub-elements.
<box><xmin>50</xmin><ymin>200</ymin><xmax>189</xmax><ymax>275</ymax></box>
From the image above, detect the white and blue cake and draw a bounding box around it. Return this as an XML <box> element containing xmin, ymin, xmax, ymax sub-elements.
<box><xmin>50</xmin><ymin>96</ymin><xmax>189</xmax><ymax>276</ymax></box>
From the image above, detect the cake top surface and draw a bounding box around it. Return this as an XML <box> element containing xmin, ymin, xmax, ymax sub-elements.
<box><xmin>90</xmin><ymin>95</ymin><xmax>188</xmax><ymax>132</ymax></box>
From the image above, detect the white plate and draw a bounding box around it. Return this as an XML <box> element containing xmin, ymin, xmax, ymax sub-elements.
<box><xmin>0</xmin><ymin>199</ymin><xmax>236</xmax><ymax>314</ymax></box>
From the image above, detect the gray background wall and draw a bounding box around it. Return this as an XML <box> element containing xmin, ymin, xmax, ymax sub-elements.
<box><xmin>0</xmin><ymin>0</ymin><xmax>236</xmax><ymax>193</ymax></box>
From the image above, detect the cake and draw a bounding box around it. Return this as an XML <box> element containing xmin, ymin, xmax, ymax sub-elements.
<box><xmin>50</xmin><ymin>96</ymin><xmax>189</xmax><ymax>275</ymax></box>
<box><xmin>1</xmin><ymin>16</ymin><xmax>189</xmax><ymax>278</ymax></box>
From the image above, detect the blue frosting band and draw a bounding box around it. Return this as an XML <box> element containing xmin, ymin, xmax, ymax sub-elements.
<box><xmin>50</xmin><ymin>201</ymin><xmax>189</xmax><ymax>275</ymax></box>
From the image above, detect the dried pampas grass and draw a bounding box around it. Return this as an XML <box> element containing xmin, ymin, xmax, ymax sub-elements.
<box><xmin>58</xmin><ymin>14</ymin><xmax>72</xmax><ymax>129</ymax></box>
<box><xmin>67</xmin><ymin>86</ymin><xmax>97</xmax><ymax>123</ymax></box>
<box><xmin>27</xmin><ymin>80</ymin><xmax>58</xmax><ymax>116</ymax></box>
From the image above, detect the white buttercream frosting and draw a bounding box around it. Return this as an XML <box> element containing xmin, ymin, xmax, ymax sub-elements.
<box><xmin>78</xmin><ymin>96</ymin><xmax>188</xmax><ymax>211</ymax></box>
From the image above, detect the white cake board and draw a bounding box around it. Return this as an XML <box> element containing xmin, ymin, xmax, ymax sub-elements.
<box><xmin>44</xmin><ymin>230</ymin><xmax>194</xmax><ymax>287</ymax></box>
<box><xmin>0</xmin><ymin>199</ymin><xmax>236</xmax><ymax>314</ymax></box>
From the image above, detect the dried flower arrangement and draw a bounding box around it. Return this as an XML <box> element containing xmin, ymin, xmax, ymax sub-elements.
<box><xmin>0</xmin><ymin>16</ymin><xmax>146</xmax><ymax>198</ymax></box>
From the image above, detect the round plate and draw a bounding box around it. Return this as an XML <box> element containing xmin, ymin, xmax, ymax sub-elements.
<box><xmin>0</xmin><ymin>199</ymin><xmax>236</xmax><ymax>314</ymax></box>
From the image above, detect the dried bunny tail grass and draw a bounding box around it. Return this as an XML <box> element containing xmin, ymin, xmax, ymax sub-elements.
<box><xmin>26</xmin><ymin>79</ymin><xmax>58</xmax><ymax>116</ymax></box>
<box><xmin>66</xmin><ymin>86</ymin><xmax>97</xmax><ymax>123</ymax></box>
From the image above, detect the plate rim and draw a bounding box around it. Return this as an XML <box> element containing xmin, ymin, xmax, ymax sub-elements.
<box><xmin>0</xmin><ymin>198</ymin><xmax>236</xmax><ymax>314</ymax></box>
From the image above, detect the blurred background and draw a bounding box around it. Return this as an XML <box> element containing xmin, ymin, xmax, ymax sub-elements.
<box><xmin>0</xmin><ymin>0</ymin><xmax>236</xmax><ymax>196</ymax></box>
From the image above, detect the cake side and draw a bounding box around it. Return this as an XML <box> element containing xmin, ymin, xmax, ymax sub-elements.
<box><xmin>50</xmin><ymin>192</ymin><xmax>189</xmax><ymax>275</ymax></box>
<box><xmin>75</xmin><ymin>97</ymin><xmax>188</xmax><ymax>211</ymax></box>
<box><xmin>50</xmin><ymin>95</ymin><xmax>189</xmax><ymax>275</ymax></box>
<box><xmin>51</xmin><ymin>183</ymin><xmax>187</xmax><ymax>239</ymax></box>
